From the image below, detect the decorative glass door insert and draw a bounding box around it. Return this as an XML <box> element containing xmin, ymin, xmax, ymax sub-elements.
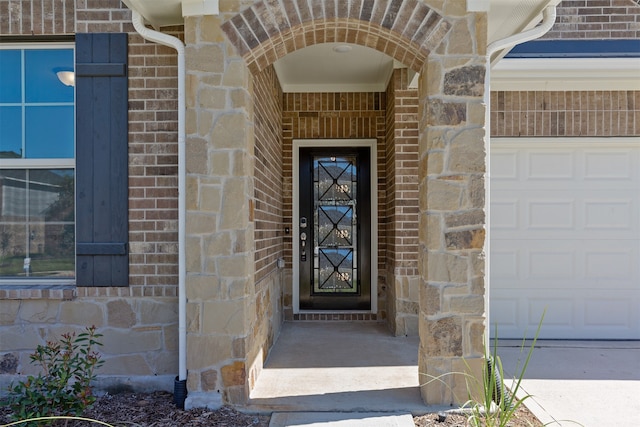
<box><xmin>314</xmin><ymin>156</ymin><xmax>357</xmax><ymax>294</ymax></box>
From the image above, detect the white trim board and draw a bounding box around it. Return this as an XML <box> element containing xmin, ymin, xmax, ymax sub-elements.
<box><xmin>292</xmin><ymin>139</ymin><xmax>378</xmax><ymax>314</ymax></box>
<box><xmin>491</xmin><ymin>58</ymin><xmax>640</xmax><ymax>91</ymax></box>
<box><xmin>490</xmin><ymin>136</ymin><xmax>640</xmax><ymax>149</ymax></box>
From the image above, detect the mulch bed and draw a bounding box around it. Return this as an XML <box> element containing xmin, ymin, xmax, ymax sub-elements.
<box><xmin>413</xmin><ymin>405</ymin><xmax>542</xmax><ymax>426</ymax></box>
<box><xmin>1</xmin><ymin>390</ymin><xmax>542</xmax><ymax>426</ymax></box>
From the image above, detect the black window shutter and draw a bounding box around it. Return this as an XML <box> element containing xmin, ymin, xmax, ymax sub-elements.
<box><xmin>75</xmin><ymin>33</ymin><xmax>129</xmax><ymax>287</ymax></box>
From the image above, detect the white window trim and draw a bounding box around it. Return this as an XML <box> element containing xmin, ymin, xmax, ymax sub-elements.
<box><xmin>1</xmin><ymin>159</ymin><xmax>75</xmax><ymax>168</ymax></box>
<box><xmin>292</xmin><ymin>139</ymin><xmax>379</xmax><ymax>314</ymax></box>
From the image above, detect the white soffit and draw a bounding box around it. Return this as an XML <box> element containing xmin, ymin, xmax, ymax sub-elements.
<box><xmin>467</xmin><ymin>0</ymin><xmax>491</xmax><ymax>11</ymax></box>
<box><xmin>491</xmin><ymin>58</ymin><xmax>640</xmax><ymax>91</ymax></box>
<box><xmin>121</xmin><ymin>0</ymin><xmax>182</xmax><ymax>27</ymax></box>
<box><xmin>182</xmin><ymin>0</ymin><xmax>219</xmax><ymax>17</ymax></box>
<box><xmin>273</xmin><ymin>43</ymin><xmax>395</xmax><ymax>93</ymax></box>
<box><xmin>121</xmin><ymin>0</ymin><xmax>553</xmax><ymax>38</ymax></box>
<box><xmin>120</xmin><ymin>0</ymin><xmax>556</xmax><ymax>92</ymax></box>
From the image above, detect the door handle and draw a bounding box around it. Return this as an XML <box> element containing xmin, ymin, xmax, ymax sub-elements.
<box><xmin>300</xmin><ymin>232</ymin><xmax>307</xmax><ymax>261</ymax></box>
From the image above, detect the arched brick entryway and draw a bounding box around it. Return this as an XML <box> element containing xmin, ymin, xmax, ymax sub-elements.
<box><xmin>183</xmin><ymin>0</ymin><xmax>488</xmax><ymax>408</ymax></box>
<box><xmin>221</xmin><ymin>0</ymin><xmax>450</xmax><ymax>73</ymax></box>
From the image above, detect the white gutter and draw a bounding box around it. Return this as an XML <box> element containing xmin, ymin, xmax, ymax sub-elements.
<box><xmin>483</xmin><ymin>4</ymin><xmax>557</xmax><ymax>349</ymax></box>
<box><xmin>130</xmin><ymin>10</ymin><xmax>187</xmax><ymax>384</ymax></box>
<box><xmin>487</xmin><ymin>5</ymin><xmax>558</xmax><ymax>61</ymax></box>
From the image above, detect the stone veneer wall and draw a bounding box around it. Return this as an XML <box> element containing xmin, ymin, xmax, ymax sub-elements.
<box><xmin>0</xmin><ymin>0</ymin><xmax>181</xmax><ymax>388</ymax></box>
<box><xmin>385</xmin><ymin>69</ymin><xmax>420</xmax><ymax>336</ymax></box>
<box><xmin>417</xmin><ymin>4</ymin><xmax>488</xmax><ymax>404</ymax></box>
<box><xmin>491</xmin><ymin>91</ymin><xmax>640</xmax><ymax>137</ymax></box>
<box><xmin>1</xmin><ymin>0</ymin><xmax>491</xmax><ymax>407</ymax></box>
<box><xmin>183</xmin><ymin>8</ymin><xmax>257</xmax><ymax>406</ymax></box>
<box><xmin>281</xmin><ymin>92</ymin><xmax>388</xmax><ymax>321</ymax></box>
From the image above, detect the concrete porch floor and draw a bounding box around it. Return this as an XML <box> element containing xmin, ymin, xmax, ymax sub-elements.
<box><xmin>247</xmin><ymin>321</ymin><xmax>442</xmax><ymax>414</ymax></box>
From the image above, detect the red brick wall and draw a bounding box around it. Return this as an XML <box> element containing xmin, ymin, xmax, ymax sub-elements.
<box><xmin>491</xmin><ymin>91</ymin><xmax>640</xmax><ymax>137</ymax></box>
<box><xmin>78</xmin><ymin>2</ymin><xmax>181</xmax><ymax>289</ymax></box>
<box><xmin>542</xmin><ymin>0</ymin><xmax>640</xmax><ymax>39</ymax></box>
<box><xmin>253</xmin><ymin>65</ymin><xmax>284</xmax><ymax>283</ymax></box>
<box><xmin>127</xmin><ymin>29</ymin><xmax>181</xmax><ymax>288</ymax></box>
<box><xmin>0</xmin><ymin>1</ymin><xmax>181</xmax><ymax>292</ymax></box>
<box><xmin>0</xmin><ymin>0</ymin><xmax>74</xmax><ymax>34</ymax></box>
<box><xmin>0</xmin><ymin>1</ymin><xmax>180</xmax><ymax>381</ymax></box>
<box><xmin>384</xmin><ymin>69</ymin><xmax>420</xmax><ymax>333</ymax></box>
<box><xmin>282</xmin><ymin>92</ymin><xmax>387</xmax><ymax>319</ymax></box>
<box><xmin>385</xmin><ymin>79</ymin><xmax>398</xmax><ymax>269</ymax></box>
<box><xmin>385</xmin><ymin>69</ymin><xmax>419</xmax><ymax>272</ymax></box>
<box><xmin>494</xmin><ymin>1</ymin><xmax>640</xmax><ymax>138</ymax></box>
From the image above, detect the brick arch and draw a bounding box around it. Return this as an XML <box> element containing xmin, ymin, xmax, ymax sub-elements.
<box><xmin>221</xmin><ymin>0</ymin><xmax>451</xmax><ymax>73</ymax></box>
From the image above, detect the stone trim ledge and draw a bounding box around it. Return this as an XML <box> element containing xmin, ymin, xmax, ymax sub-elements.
<box><xmin>0</xmin><ymin>284</ymin><xmax>180</xmax><ymax>300</ymax></box>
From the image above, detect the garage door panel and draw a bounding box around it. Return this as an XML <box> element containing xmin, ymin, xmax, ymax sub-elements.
<box><xmin>490</xmin><ymin>291</ymin><xmax>578</xmax><ymax>339</ymax></box>
<box><xmin>527</xmin><ymin>200</ymin><xmax>575</xmax><ymax>229</ymax></box>
<box><xmin>492</xmin><ymin>150</ymin><xmax>519</xmax><ymax>179</ymax></box>
<box><xmin>490</xmin><ymin>297</ymin><xmax>519</xmax><ymax>331</ymax></box>
<box><xmin>528</xmin><ymin>297</ymin><xmax>575</xmax><ymax>329</ymax></box>
<box><xmin>490</xmin><ymin>140</ymin><xmax>640</xmax><ymax>340</ymax></box>
<box><xmin>528</xmin><ymin>250</ymin><xmax>575</xmax><ymax>279</ymax></box>
<box><xmin>528</xmin><ymin>151</ymin><xmax>575</xmax><ymax>179</ymax></box>
<box><xmin>492</xmin><ymin>196</ymin><xmax>638</xmax><ymax>238</ymax></box>
<box><xmin>584</xmin><ymin>199</ymin><xmax>634</xmax><ymax>230</ymax></box>
<box><xmin>491</xmin><ymin>199</ymin><xmax>519</xmax><ymax>229</ymax></box>
<box><xmin>584</xmin><ymin>298</ymin><xmax>636</xmax><ymax>330</ymax></box>
<box><xmin>490</xmin><ymin>288</ymin><xmax>639</xmax><ymax>339</ymax></box>
<box><xmin>491</xmin><ymin>250</ymin><xmax>519</xmax><ymax>279</ymax></box>
<box><xmin>584</xmin><ymin>151</ymin><xmax>634</xmax><ymax>180</ymax></box>
<box><xmin>491</xmin><ymin>240</ymin><xmax>578</xmax><ymax>286</ymax></box>
<box><xmin>492</xmin><ymin>239</ymin><xmax>638</xmax><ymax>290</ymax></box>
<box><xmin>585</xmin><ymin>250</ymin><xmax>635</xmax><ymax>280</ymax></box>
<box><xmin>492</xmin><ymin>145</ymin><xmax>639</xmax><ymax>189</ymax></box>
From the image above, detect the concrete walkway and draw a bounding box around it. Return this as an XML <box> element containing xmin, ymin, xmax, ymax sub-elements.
<box><xmin>249</xmin><ymin>322</ymin><xmax>640</xmax><ymax>426</ymax></box>
<box><xmin>498</xmin><ymin>340</ymin><xmax>640</xmax><ymax>427</ymax></box>
<box><xmin>248</xmin><ymin>322</ymin><xmax>443</xmax><ymax>426</ymax></box>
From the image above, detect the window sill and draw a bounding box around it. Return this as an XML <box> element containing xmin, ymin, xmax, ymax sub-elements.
<box><xmin>0</xmin><ymin>284</ymin><xmax>75</xmax><ymax>300</ymax></box>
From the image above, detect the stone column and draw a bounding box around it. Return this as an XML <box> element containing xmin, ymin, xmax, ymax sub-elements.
<box><xmin>183</xmin><ymin>11</ymin><xmax>256</xmax><ymax>408</ymax></box>
<box><xmin>417</xmin><ymin>7</ymin><xmax>488</xmax><ymax>405</ymax></box>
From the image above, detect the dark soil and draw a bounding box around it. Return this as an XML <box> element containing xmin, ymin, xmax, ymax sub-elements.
<box><xmin>1</xmin><ymin>391</ymin><xmax>542</xmax><ymax>426</ymax></box>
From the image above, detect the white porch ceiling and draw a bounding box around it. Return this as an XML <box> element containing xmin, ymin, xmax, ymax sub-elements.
<box><xmin>122</xmin><ymin>0</ymin><xmax>561</xmax><ymax>92</ymax></box>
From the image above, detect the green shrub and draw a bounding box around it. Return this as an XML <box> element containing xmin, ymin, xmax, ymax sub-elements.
<box><xmin>6</xmin><ymin>326</ymin><xmax>104</xmax><ymax>426</ymax></box>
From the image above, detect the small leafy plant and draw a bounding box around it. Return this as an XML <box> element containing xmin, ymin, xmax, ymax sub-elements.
<box><xmin>6</xmin><ymin>326</ymin><xmax>104</xmax><ymax>426</ymax></box>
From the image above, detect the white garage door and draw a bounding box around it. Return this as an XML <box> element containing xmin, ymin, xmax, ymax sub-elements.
<box><xmin>490</xmin><ymin>139</ymin><xmax>640</xmax><ymax>339</ymax></box>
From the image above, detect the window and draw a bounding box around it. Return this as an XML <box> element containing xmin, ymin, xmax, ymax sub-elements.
<box><xmin>0</xmin><ymin>44</ymin><xmax>75</xmax><ymax>281</ymax></box>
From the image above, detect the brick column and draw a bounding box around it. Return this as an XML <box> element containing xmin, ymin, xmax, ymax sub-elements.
<box><xmin>183</xmin><ymin>13</ymin><xmax>256</xmax><ymax>408</ymax></box>
<box><xmin>385</xmin><ymin>68</ymin><xmax>420</xmax><ymax>337</ymax></box>
<box><xmin>417</xmin><ymin>7</ymin><xmax>488</xmax><ymax>405</ymax></box>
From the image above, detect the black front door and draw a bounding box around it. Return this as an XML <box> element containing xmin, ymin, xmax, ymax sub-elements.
<box><xmin>298</xmin><ymin>147</ymin><xmax>371</xmax><ymax>310</ymax></box>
